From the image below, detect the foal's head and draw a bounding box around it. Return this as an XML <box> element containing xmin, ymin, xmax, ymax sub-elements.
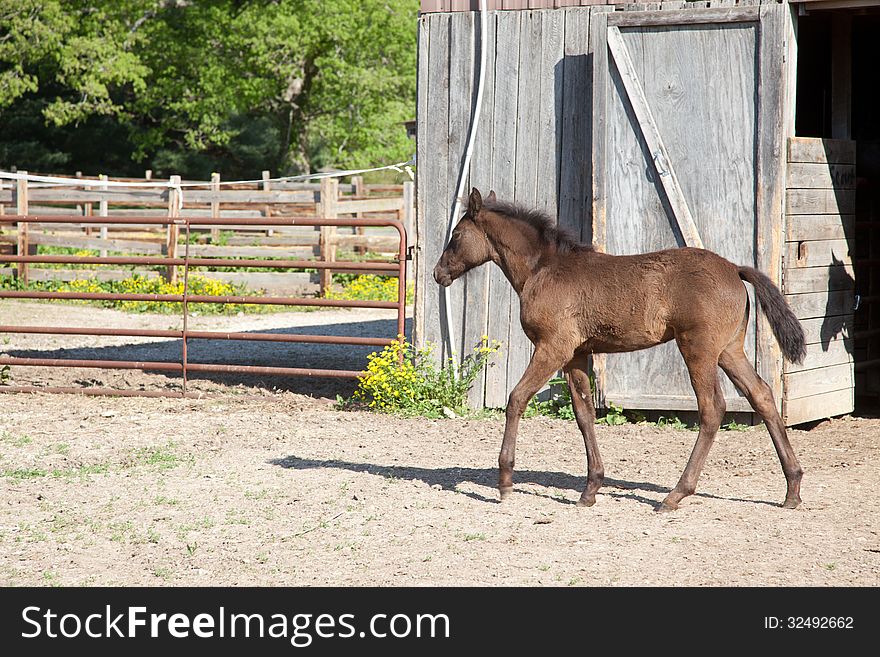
<box><xmin>433</xmin><ymin>187</ymin><xmax>496</xmax><ymax>287</ymax></box>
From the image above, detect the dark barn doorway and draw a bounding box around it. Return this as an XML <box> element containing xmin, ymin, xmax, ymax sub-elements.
<box><xmin>795</xmin><ymin>8</ymin><xmax>880</xmax><ymax>414</ymax></box>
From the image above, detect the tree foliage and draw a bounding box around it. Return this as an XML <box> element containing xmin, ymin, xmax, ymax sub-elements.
<box><xmin>0</xmin><ymin>0</ymin><xmax>417</xmax><ymax>178</ymax></box>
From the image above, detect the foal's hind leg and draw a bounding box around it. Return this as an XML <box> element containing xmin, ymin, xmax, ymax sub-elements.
<box><xmin>499</xmin><ymin>345</ymin><xmax>567</xmax><ymax>501</ymax></box>
<box><xmin>564</xmin><ymin>354</ymin><xmax>604</xmax><ymax>506</ymax></box>
<box><xmin>659</xmin><ymin>336</ymin><xmax>727</xmax><ymax>512</ymax></box>
<box><xmin>719</xmin><ymin>344</ymin><xmax>803</xmax><ymax>509</ymax></box>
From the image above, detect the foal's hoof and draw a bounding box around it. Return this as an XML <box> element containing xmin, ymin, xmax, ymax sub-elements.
<box><xmin>782</xmin><ymin>496</ymin><xmax>802</xmax><ymax>510</ymax></box>
<box><xmin>576</xmin><ymin>495</ymin><xmax>596</xmax><ymax>508</ymax></box>
<box><xmin>499</xmin><ymin>486</ymin><xmax>513</xmax><ymax>502</ymax></box>
<box><xmin>656</xmin><ymin>499</ymin><xmax>680</xmax><ymax>513</ymax></box>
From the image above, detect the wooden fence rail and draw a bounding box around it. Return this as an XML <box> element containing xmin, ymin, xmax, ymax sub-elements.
<box><xmin>0</xmin><ymin>171</ymin><xmax>414</xmax><ymax>296</ymax></box>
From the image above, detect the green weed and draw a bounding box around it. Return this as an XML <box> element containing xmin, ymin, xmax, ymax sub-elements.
<box><xmin>341</xmin><ymin>336</ymin><xmax>501</xmax><ymax>418</ymax></box>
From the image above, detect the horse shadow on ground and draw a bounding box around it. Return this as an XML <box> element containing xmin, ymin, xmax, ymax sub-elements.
<box><xmin>5</xmin><ymin>317</ymin><xmax>411</xmax><ymax>398</ymax></box>
<box><xmin>269</xmin><ymin>456</ymin><xmax>782</xmax><ymax>510</ymax></box>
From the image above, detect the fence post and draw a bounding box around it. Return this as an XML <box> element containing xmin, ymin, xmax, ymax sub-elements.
<box><xmin>352</xmin><ymin>175</ymin><xmax>366</xmax><ymax>255</ymax></box>
<box><xmin>74</xmin><ymin>171</ymin><xmax>81</xmax><ymax>215</ymax></box>
<box><xmin>318</xmin><ymin>177</ymin><xmax>338</xmax><ymax>296</ymax></box>
<box><xmin>210</xmin><ymin>172</ymin><xmax>220</xmax><ymax>242</ymax></box>
<box><xmin>402</xmin><ymin>180</ymin><xmax>414</xmax><ymax>281</ymax></box>
<box><xmin>166</xmin><ymin>175</ymin><xmax>181</xmax><ymax>283</ymax></box>
<box><xmin>75</xmin><ymin>171</ymin><xmax>93</xmax><ymax>231</ymax></box>
<box><xmin>262</xmin><ymin>170</ymin><xmax>273</xmax><ymax>236</ymax></box>
<box><xmin>99</xmin><ymin>174</ymin><xmax>108</xmax><ymax>258</ymax></box>
<box><xmin>14</xmin><ymin>172</ymin><xmax>29</xmax><ymax>285</ymax></box>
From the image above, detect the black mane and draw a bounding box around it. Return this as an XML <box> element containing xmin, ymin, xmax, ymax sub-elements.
<box><xmin>482</xmin><ymin>199</ymin><xmax>589</xmax><ymax>254</ymax></box>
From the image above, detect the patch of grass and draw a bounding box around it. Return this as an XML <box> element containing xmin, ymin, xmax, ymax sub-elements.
<box><xmin>525</xmin><ymin>377</ymin><xmax>575</xmax><ymax>420</ymax></box>
<box><xmin>131</xmin><ymin>443</ymin><xmax>189</xmax><ymax>470</ymax></box>
<box><xmin>596</xmin><ymin>402</ymin><xmax>628</xmax><ymax>426</ymax></box>
<box><xmin>42</xmin><ymin>571</ymin><xmax>60</xmax><ymax>586</ymax></box>
<box><xmin>1</xmin><ymin>432</ymin><xmax>32</xmax><ymax>447</ymax></box>
<box><xmin>2</xmin><ymin>467</ymin><xmax>47</xmax><ymax>481</ymax></box>
<box><xmin>1</xmin><ymin>460</ymin><xmax>110</xmax><ymax>481</ymax></box>
<box><xmin>462</xmin><ymin>532</ymin><xmax>487</xmax><ymax>542</ymax></box>
<box><xmin>48</xmin><ymin>443</ymin><xmax>70</xmax><ymax>456</ymax></box>
<box><xmin>152</xmin><ymin>566</ymin><xmax>173</xmax><ymax>581</ymax></box>
<box><xmin>109</xmin><ymin>520</ymin><xmax>135</xmax><ymax>543</ymax></box>
<box><xmin>177</xmin><ymin>516</ymin><xmax>215</xmax><ymax>540</ymax></box>
<box><xmin>154</xmin><ymin>495</ymin><xmax>180</xmax><ymax>506</ymax></box>
<box><xmin>48</xmin><ymin>515</ymin><xmax>77</xmax><ymax>533</ymax></box>
<box><xmin>655</xmin><ymin>416</ymin><xmax>694</xmax><ymax>431</ymax></box>
<box><xmin>33</xmin><ymin>245</ymin><xmax>104</xmax><ymax>270</ymax></box>
<box><xmin>224</xmin><ymin>510</ymin><xmax>250</xmax><ymax>526</ymax></box>
<box><xmin>722</xmin><ymin>420</ymin><xmax>751</xmax><ymax>431</ymax></box>
<box><xmin>16</xmin><ymin>522</ymin><xmax>48</xmax><ymax>543</ymax></box>
<box><xmin>51</xmin><ymin>463</ymin><xmax>110</xmax><ymax>479</ymax></box>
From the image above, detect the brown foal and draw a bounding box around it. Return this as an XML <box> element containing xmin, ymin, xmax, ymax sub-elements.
<box><xmin>433</xmin><ymin>188</ymin><xmax>805</xmax><ymax>512</ymax></box>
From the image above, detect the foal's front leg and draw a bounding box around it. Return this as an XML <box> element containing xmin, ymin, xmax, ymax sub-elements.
<box><xmin>499</xmin><ymin>346</ymin><xmax>565</xmax><ymax>501</ymax></box>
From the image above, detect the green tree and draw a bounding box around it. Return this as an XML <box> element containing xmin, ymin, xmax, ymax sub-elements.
<box><xmin>0</xmin><ymin>0</ymin><xmax>417</xmax><ymax>178</ymax></box>
<box><xmin>0</xmin><ymin>0</ymin><xmax>150</xmax><ymax>121</ymax></box>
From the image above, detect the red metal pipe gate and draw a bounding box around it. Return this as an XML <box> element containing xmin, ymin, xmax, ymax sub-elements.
<box><xmin>0</xmin><ymin>214</ymin><xmax>408</xmax><ymax>397</ymax></box>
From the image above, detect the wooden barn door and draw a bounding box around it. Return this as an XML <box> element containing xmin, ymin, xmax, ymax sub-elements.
<box><xmin>590</xmin><ymin>5</ymin><xmax>787</xmax><ymax>413</ymax></box>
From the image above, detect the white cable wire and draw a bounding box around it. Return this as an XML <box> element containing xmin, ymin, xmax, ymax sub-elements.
<box><xmin>0</xmin><ymin>159</ymin><xmax>414</xmax><ymax>190</ymax></box>
<box><xmin>0</xmin><ymin>160</ymin><xmax>413</xmax><ymax>214</ymax></box>
<box><xmin>443</xmin><ymin>0</ymin><xmax>488</xmax><ymax>362</ymax></box>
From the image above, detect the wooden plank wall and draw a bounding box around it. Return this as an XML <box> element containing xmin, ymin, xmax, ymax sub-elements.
<box><xmin>782</xmin><ymin>136</ymin><xmax>856</xmax><ymax>424</ymax></box>
<box><xmin>416</xmin><ymin>6</ymin><xmax>601</xmax><ymax>407</ymax></box>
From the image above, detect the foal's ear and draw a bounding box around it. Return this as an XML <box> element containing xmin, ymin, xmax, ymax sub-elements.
<box><xmin>487</xmin><ymin>190</ymin><xmax>497</xmax><ymax>203</ymax></box>
<box><xmin>467</xmin><ymin>187</ymin><xmax>483</xmax><ymax>216</ymax></box>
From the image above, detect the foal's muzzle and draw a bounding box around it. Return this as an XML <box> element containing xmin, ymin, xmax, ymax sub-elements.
<box><xmin>433</xmin><ymin>263</ymin><xmax>453</xmax><ymax>288</ymax></box>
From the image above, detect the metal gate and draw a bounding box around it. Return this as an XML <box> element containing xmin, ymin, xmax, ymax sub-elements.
<box><xmin>0</xmin><ymin>213</ymin><xmax>407</xmax><ymax>397</ymax></box>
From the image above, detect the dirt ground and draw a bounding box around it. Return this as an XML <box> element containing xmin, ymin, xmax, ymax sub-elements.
<box><xmin>1</xmin><ymin>301</ymin><xmax>879</xmax><ymax>586</ymax></box>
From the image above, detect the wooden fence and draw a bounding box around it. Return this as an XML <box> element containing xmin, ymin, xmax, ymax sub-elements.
<box><xmin>0</xmin><ymin>171</ymin><xmax>414</xmax><ymax>296</ymax></box>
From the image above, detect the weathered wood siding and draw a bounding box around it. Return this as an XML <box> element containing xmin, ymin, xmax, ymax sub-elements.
<box><xmin>421</xmin><ymin>1</ymin><xmax>625</xmax><ymax>12</ymax></box>
<box><xmin>416</xmin><ymin>6</ymin><xmax>602</xmax><ymax>407</ymax></box>
<box><xmin>782</xmin><ymin>137</ymin><xmax>856</xmax><ymax>424</ymax></box>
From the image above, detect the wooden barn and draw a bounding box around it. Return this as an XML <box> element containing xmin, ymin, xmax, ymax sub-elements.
<box><xmin>414</xmin><ymin>0</ymin><xmax>879</xmax><ymax>425</ymax></box>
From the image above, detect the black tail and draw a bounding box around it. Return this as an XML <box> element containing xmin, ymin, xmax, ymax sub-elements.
<box><xmin>738</xmin><ymin>266</ymin><xmax>806</xmax><ymax>364</ymax></box>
